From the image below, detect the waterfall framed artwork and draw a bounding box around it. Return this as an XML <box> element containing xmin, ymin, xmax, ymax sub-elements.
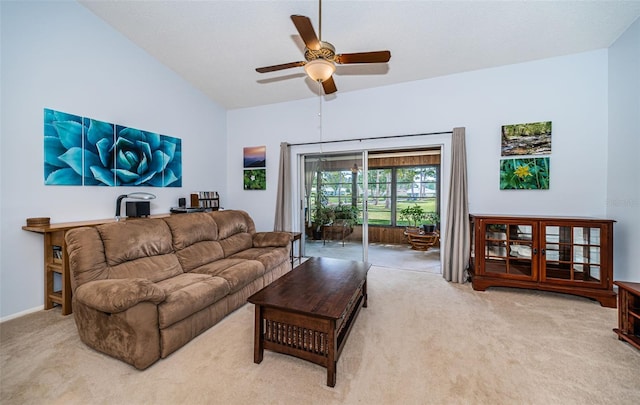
<box><xmin>44</xmin><ymin>108</ymin><xmax>182</xmax><ymax>187</ymax></box>
<box><xmin>243</xmin><ymin>146</ymin><xmax>266</xmax><ymax>190</ymax></box>
<box><xmin>501</xmin><ymin>121</ymin><xmax>552</xmax><ymax>156</ymax></box>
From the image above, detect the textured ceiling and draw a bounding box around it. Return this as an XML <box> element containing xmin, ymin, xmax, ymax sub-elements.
<box><xmin>80</xmin><ymin>0</ymin><xmax>640</xmax><ymax>110</ymax></box>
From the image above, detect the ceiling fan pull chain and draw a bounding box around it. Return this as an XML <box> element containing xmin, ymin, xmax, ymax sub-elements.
<box><xmin>318</xmin><ymin>80</ymin><xmax>325</xmax><ymax>153</ymax></box>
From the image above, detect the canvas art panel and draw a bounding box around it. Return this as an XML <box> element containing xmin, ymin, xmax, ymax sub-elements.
<box><xmin>501</xmin><ymin>121</ymin><xmax>552</xmax><ymax>156</ymax></box>
<box><xmin>44</xmin><ymin>109</ymin><xmax>84</xmax><ymax>185</ymax></box>
<box><xmin>500</xmin><ymin>157</ymin><xmax>550</xmax><ymax>190</ymax></box>
<box><xmin>83</xmin><ymin>117</ymin><xmax>115</xmax><ymax>186</ymax></box>
<box><xmin>243</xmin><ymin>146</ymin><xmax>266</xmax><ymax>168</ymax></box>
<box><xmin>43</xmin><ymin>108</ymin><xmax>182</xmax><ymax>187</ymax></box>
<box><xmin>244</xmin><ymin>169</ymin><xmax>266</xmax><ymax>190</ymax></box>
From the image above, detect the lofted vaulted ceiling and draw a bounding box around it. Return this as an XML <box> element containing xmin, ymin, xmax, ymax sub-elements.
<box><xmin>80</xmin><ymin>0</ymin><xmax>640</xmax><ymax>110</ymax></box>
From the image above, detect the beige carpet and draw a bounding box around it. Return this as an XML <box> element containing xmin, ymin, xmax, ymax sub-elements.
<box><xmin>1</xmin><ymin>266</ymin><xmax>639</xmax><ymax>405</ymax></box>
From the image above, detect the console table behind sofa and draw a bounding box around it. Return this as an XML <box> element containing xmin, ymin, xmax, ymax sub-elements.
<box><xmin>23</xmin><ymin>214</ymin><xmax>171</xmax><ymax>315</ymax></box>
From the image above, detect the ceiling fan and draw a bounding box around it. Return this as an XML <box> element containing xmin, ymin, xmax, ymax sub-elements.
<box><xmin>255</xmin><ymin>0</ymin><xmax>391</xmax><ymax>95</ymax></box>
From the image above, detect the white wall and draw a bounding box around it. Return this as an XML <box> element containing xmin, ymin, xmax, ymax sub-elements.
<box><xmin>608</xmin><ymin>17</ymin><xmax>640</xmax><ymax>283</ymax></box>
<box><xmin>0</xmin><ymin>1</ymin><xmax>227</xmax><ymax>319</ymax></box>
<box><xmin>228</xmin><ymin>50</ymin><xmax>610</xmax><ymax>229</ymax></box>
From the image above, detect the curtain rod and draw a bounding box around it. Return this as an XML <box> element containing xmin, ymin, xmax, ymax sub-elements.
<box><xmin>287</xmin><ymin>130</ymin><xmax>453</xmax><ymax>147</ymax></box>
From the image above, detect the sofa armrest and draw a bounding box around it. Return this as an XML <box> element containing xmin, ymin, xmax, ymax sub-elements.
<box><xmin>75</xmin><ymin>278</ymin><xmax>166</xmax><ymax>314</ymax></box>
<box><xmin>253</xmin><ymin>231</ymin><xmax>292</xmax><ymax>248</ymax></box>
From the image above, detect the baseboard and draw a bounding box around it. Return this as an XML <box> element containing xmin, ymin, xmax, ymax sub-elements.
<box><xmin>0</xmin><ymin>305</ymin><xmax>44</xmax><ymax>323</ymax></box>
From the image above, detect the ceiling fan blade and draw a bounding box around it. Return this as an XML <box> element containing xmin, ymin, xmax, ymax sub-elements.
<box><xmin>256</xmin><ymin>61</ymin><xmax>305</xmax><ymax>73</ymax></box>
<box><xmin>336</xmin><ymin>51</ymin><xmax>391</xmax><ymax>64</ymax></box>
<box><xmin>322</xmin><ymin>76</ymin><xmax>337</xmax><ymax>94</ymax></box>
<box><xmin>291</xmin><ymin>15</ymin><xmax>321</xmax><ymax>51</ymax></box>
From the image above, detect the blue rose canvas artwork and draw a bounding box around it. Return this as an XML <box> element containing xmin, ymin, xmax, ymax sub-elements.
<box><xmin>44</xmin><ymin>108</ymin><xmax>182</xmax><ymax>187</ymax></box>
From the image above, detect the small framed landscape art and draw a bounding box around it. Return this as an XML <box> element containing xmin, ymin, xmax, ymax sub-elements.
<box><xmin>501</xmin><ymin>121</ymin><xmax>551</xmax><ymax>156</ymax></box>
<box><xmin>500</xmin><ymin>157</ymin><xmax>550</xmax><ymax>190</ymax></box>
<box><xmin>243</xmin><ymin>146</ymin><xmax>266</xmax><ymax>168</ymax></box>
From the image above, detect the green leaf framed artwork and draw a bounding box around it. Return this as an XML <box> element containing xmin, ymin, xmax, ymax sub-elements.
<box><xmin>500</xmin><ymin>157</ymin><xmax>550</xmax><ymax>190</ymax></box>
<box><xmin>243</xmin><ymin>169</ymin><xmax>266</xmax><ymax>190</ymax></box>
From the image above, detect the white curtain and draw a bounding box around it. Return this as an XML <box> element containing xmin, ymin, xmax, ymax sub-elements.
<box><xmin>443</xmin><ymin>127</ymin><xmax>470</xmax><ymax>283</ymax></box>
<box><xmin>273</xmin><ymin>142</ymin><xmax>291</xmax><ymax>231</ymax></box>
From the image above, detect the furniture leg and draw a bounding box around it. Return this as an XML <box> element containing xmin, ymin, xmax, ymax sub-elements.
<box><xmin>327</xmin><ymin>323</ymin><xmax>337</xmax><ymax>387</ymax></box>
<box><xmin>61</xmin><ymin>237</ymin><xmax>72</xmax><ymax>315</ymax></box>
<box><xmin>44</xmin><ymin>233</ymin><xmax>55</xmax><ymax>310</ymax></box>
<box><xmin>254</xmin><ymin>305</ymin><xmax>264</xmax><ymax>363</ymax></box>
<box><xmin>289</xmin><ymin>232</ymin><xmax>302</xmax><ymax>266</ymax></box>
<box><xmin>363</xmin><ymin>279</ymin><xmax>368</xmax><ymax>308</ymax></box>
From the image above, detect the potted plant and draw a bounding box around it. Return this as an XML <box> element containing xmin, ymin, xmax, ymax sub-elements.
<box><xmin>399</xmin><ymin>204</ymin><xmax>426</xmax><ymax>232</ymax></box>
<box><xmin>422</xmin><ymin>212</ymin><xmax>440</xmax><ymax>233</ymax></box>
<box><xmin>311</xmin><ymin>205</ymin><xmax>334</xmax><ymax>239</ymax></box>
<box><xmin>333</xmin><ymin>203</ymin><xmax>359</xmax><ymax>227</ymax></box>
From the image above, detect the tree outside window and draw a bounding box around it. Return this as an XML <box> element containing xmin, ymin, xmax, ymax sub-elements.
<box><xmin>311</xmin><ymin>165</ymin><xmax>439</xmax><ymax>227</ymax></box>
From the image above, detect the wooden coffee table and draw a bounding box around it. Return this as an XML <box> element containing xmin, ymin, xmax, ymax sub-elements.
<box><xmin>247</xmin><ymin>257</ymin><xmax>370</xmax><ymax>387</ymax></box>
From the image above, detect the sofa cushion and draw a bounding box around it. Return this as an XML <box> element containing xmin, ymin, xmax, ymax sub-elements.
<box><xmin>163</xmin><ymin>213</ymin><xmax>218</xmax><ymax>250</ymax></box>
<box><xmin>163</xmin><ymin>213</ymin><xmax>226</xmax><ymax>271</ymax></box>
<box><xmin>66</xmin><ymin>227</ymin><xmax>109</xmax><ymax>292</ymax></box>
<box><xmin>218</xmin><ymin>233</ymin><xmax>253</xmax><ymax>257</ymax></box>
<box><xmin>96</xmin><ymin>219</ymin><xmax>183</xmax><ymax>282</ymax></box>
<box><xmin>253</xmin><ymin>232</ymin><xmax>291</xmax><ymax>248</ymax></box>
<box><xmin>210</xmin><ymin>210</ymin><xmax>255</xmax><ymax>239</ymax></box>
<box><xmin>230</xmin><ymin>247</ymin><xmax>289</xmax><ymax>272</ymax></box>
<box><xmin>191</xmin><ymin>259</ymin><xmax>264</xmax><ymax>293</ymax></box>
<box><xmin>108</xmin><ymin>254</ymin><xmax>183</xmax><ymax>284</ymax></box>
<box><xmin>174</xmin><ymin>241</ymin><xmax>225</xmax><ymax>272</ymax></box>
<box><xmin>156</xmin><ymin>273</ymin><xmax>230</xmax><ymax>329</ymax></box>
<box><xmin>98</xmin><ymin>219</ymin><xmax>174</xmax><ymax>266</ymax></box>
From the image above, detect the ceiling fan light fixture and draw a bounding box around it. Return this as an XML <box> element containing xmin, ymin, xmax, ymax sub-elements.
<box><xmin>304</xmin><ymin>59</ymin><xmax>335</xmax><ymax>82</ymax></box>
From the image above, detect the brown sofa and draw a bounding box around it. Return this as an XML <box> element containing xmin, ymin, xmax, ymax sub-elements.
<box><xmin>65</xmin><ymin>210</ymin><xmax>291</xmax><ymax>369</ymax></box>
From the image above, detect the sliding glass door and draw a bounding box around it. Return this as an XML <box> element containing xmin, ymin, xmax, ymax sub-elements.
<box><xmin>301</xmin><ymin>152</ymin><xmax>367</xmax><ymax>262</ymax></box>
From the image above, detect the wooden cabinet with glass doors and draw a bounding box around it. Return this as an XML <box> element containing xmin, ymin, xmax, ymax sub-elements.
<box><xmin>469</xmin><ymin>215</ymin><xmax>616</xmax><ymax>307</ymax></box>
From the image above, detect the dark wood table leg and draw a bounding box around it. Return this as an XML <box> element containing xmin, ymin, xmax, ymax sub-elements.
<box><xmin>253</xmin><ymin>305</ymin><xmax>264</xmax><ymax>364</ymax></box>
<box><xmin>363</xmin><ymin>279</ymin><xmax>368</xmax><ymax>308</ymax></box>
<box><xmin>327</xmin><ymin>324</ymin><xmax>337</xmax><ymax>387</ymax></box>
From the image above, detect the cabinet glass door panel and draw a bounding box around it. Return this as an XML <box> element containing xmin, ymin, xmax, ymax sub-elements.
<box><xmin>486</xmin><ymin>240</ymin><xmax>507</xmax><ymax>257</ymax></box>
<box><xmin>545</xmin><ymin>226</ymin><xmax>560</xmax><ymax>243</ymax></box>
<box><xmin>485</xmin><ymin>224</ymin><xmax>507</xmax><ymax>240</ymax></box>
<box><xmin>573</xmin><ymin>247</ymin><xmax>600</xmax><ymax>264</ymax></box>
<box><xmin>545</xmin><ymin>244</ymin><xmax>560</xmax><ymax>261</ymax></box>
<box><xmin>573</xmin><ymin>264</ymin><xmax>601</xmax><ymax>282</ymax></box>
<box><xmin>574</xmin><ymin>227</ymin><xmax>600</xmax><ymax>245</ymax></box>
<box><xmin>542</xmin><ymin>223</ymin><xmax>606</xmax><ymax>287</ymax></box>
<box><xmin>510</xmin><ymin>225</ymin><xmax>532</xmax><ymax>241</ymax></box>
<box><xmin>481</xmin><ymin>221</ymin><xmax>536</xmax><ymax>280</ymax></box>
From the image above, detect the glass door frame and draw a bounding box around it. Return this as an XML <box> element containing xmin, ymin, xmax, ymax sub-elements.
<box><xmin>298</xmin><ymin>151</ymin><xmax>368</xmax><ymax>263</ymax></box>
<box><xmin>289</xmin><ymin>134</ymin><xmax>452</xmax><ymax>269</ymax></box>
